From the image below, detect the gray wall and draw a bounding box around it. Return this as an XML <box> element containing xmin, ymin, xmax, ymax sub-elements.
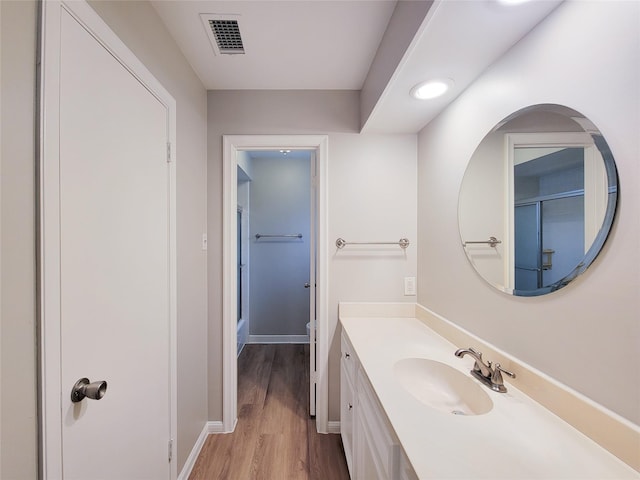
<box><xmin>0</xmin><ymin>2</ymin><xmax>38</xmax><ymax>478</ymax></box>
<box><xmin>417</xmin><ymin>0</ymin><xmax>640</xmax><ymax>424</ymax></box>
<box><xmin>207</xmin><ymin>90</ymin><xmax>418</xmax><ymax>421</ymax></box>
<box><xmin>87</xmin><ymin>1</ymin><xmax>209</xmax><ymax>469</ymax></box>
<box><xmin>249</xmin><ymin>155</ymin><xmax>311</xmax><ymax>337</ymax></box>
<box><xmin>1</xmin><ymin>1</ymin><xmax>209</xmax><ymax>473</ymax></box>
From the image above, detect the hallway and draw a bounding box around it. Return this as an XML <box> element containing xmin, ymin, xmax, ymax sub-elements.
<box><xmin>189</xmin><ymin>344</ymin><xmax>349</xmax><ymax>479</ymax></box>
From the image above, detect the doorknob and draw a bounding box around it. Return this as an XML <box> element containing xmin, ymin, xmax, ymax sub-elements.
<box><xmin>304</xmin><ymin>283</ymin><xmax>311</xmax><ymax>288</ymax></box>
<box><xmin>71</xmin><ymin>377</ymin><xmax>108</xmax><ymax>403</ymax></box>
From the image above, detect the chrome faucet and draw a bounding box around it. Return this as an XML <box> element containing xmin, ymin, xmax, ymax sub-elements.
<box><xmin>455</xmin><ymin>347</ymin><xmax>516</xmax><ymax>393</ymax></box>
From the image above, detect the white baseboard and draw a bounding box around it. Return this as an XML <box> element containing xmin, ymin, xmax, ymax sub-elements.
<box><xmin>248</xmin><ymin>334</ymin><xmax>309</xmax><ymax>344</ymax></box>
<box><xmin>327</xmin><ymin>421</ymin><xmax>341</xmax><ymax>434</ymax></box>
<box><xmin>207</xmin><ymin>420</ymin><xmax>226</xmax><ymax>433</ymax></box>
<box><xmin>177</xmin><ymin>424</ymin><xmax>208</xmax><ymax>480</ymax></box>
<box><xmin>177</xmin><ymin>422</ymin><xmax>228</xmax><ymax>480</ymax></box>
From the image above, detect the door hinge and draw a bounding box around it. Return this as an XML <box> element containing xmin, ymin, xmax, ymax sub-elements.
<box><xmin>168</xmin><ymin>439</ymin><xmax>173</xmax><ymax>462</ymax></box>
<box><xmin>167</xmin><ymin>142</ymin><xmax>172</xmax><ymax>163</ymax></box>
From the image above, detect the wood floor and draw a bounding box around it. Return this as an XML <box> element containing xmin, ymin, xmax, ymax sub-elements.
<box><xmin>189</xmin><ymin>344</ymin><xmax>350</xmax><ymax>479</ymax></box>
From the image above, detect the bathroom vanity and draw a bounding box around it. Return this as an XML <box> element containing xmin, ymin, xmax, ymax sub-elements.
<box><xmin>341</xmin><ymin>326</ymin><xmax>417</xmax><ymax>480</ymax></box>
<box><xmin>339</xmin><ymin>303</ymin><xmax>639</xmax><ymax>480</ymax></box>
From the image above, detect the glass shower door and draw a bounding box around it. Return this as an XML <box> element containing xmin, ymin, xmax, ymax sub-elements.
<box><xmin>541</xmin><ymin>195</ymin><xmax>584</xmax><ymax>287</ymax></box>
<box><xmin>515</xmin><ymin>203</ymin><xmax>541</xmax><ymax>290</ymax></box>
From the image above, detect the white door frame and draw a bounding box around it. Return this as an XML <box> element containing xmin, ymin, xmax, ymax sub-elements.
<box><xmin>309</xmin><ymin>150</ymin><xmax>318</xmax><ymax>417</ymax></box>
<box><xmin>222</xmin><ymin>135</ymin><xmax>329</xmax><ymax>433</ymax></box>
<box><xmin>39</xmin><ymin>1</ymin><xmax>177</xmax><ymax>478</ymax></box>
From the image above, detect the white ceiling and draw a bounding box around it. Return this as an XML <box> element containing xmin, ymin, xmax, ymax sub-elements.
<box><xmin>151</xmin><ymin>0</ymin><xmax>397</xmax><ymax>90</ymax></box>
<box><xmin>362</xmin><ymin>0</ymin><xmax>564</xmax><ymax>133</ymax></box>
<box><xmin>151</xmin><ymin>0</ymin><xmax>564</xmax><ymax>133</ymax></box>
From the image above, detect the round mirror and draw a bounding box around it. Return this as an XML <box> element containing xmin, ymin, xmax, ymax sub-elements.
<box><xmin>458</xmin><ymin>104</ymin><xmax>618</xmax><ymax>296</ymax></box>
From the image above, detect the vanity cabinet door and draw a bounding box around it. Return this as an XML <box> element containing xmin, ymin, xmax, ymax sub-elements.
<box><xmin>356</xmin><ymin>370</ymin><xmax>400</xmax><ymax>480</ymax></box>
<box><xmin>400</xmin><ymin>452</ymin><xmax>419</xmax><ymax>480</ymax></box>
<box><xmin>341</xmin><ymin>330</ymin><xmax>417</xmax><ymax>480</ymax></box>
<box><xmin>340</xmin><ymin>358</ymin><xmax>355</xmax><ymax>476</ymax></box>
<box><xmin>355</xmin><ymin>411</ymin><xmax>387</xmax><ymax>480</ymax></box>
<box><xmin>341</xmin><ymin>332</ymin><xmax>357</xmax><ymax>477</ymax></box>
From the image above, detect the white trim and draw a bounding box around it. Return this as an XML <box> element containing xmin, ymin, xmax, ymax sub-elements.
<box><xmin>177</xmin><ymin>421</ymin><xmax>227</xmax><ymax>480</ymax></box>
<box><xmin>309</xmin><ymin>150</ymin><xmax>318</xmax><ymax>417</ymax></box>
<box><xmin>0</xmin><ymin>2</ymin><xmax>3</xmax><ymax>474</ymax></box>
<box><xmin>223</xmin><ymin>135</ymin><xmax>329</xmax><ymax>434</ymax></box>
<box><xmin>248</xmin><ymin>335</ymin><xmax>309</xmax><ymax>344</ymax></box>
<box><xmin>326</xmin><ymin>421</ymin><xmax>341</xmax><ymax>434</ymax></box>
<box><xmin>207</xmin><ymin>421</ymin><xmax>226</xmax><ymax>434</ymax></box>
<box><xmin>177</xmin><ymin>424</ymin><xmax>209</xmax><ymax>480</ymax></box>
<box><xmin>39</xmin><ymin>2</ymin><xmax>177</xmax><ymax>478</ymax></box>
<box><xmin>583</xmin><ymin>145</ymin><xmax>606</xmax><ymax>249</ymax></box>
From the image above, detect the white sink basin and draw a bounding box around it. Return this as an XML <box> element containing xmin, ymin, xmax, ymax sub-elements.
<box><xmin>393</xmin><ymin>358</ymin><xmax>493</xmax><ymax>415</ymax></box>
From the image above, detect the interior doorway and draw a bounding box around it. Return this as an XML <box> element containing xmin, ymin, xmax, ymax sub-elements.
<box><xmin>236</xmin><ymin>150</ymin><xmax>313</xmax><ymax>351</ymax></box>
<box><xmin>222</xmin><ymin>135</ymin><xmax>329</xmax><ymax>433</ymax></box>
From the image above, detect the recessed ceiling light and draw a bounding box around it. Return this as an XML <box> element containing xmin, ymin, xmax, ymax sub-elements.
<box><xmin>410</xmin><ymin>79</ymin><xmax>454</xmax><ymax>100</ymax></box>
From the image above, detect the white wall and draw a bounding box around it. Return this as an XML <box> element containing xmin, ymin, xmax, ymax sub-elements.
<box><xmin>417</xmin><ymin>0</ymin><xmax>639</xmax><ymax>424</ymax></box>
<box><xmin>327</xmin><ymin>133</ymin><xmax>417</xmax><ymax>417</ymax></box>
<box><xmin>207</xmin><ymin>90</ymin><xmax>417</xmax><ymax>421</ymax></box>
<box><xmin>87</xmin><ymin>1</ymin><xmax>209</xmax><ymax>470</ymax></box>
<box><xmin>458</xmin><ymin>131</ymin><xmax>506</xmax><ymax>288</ymax></box>
<box><xmin>0</xmin><ymin>2</ymin><xmax>38</xmax><ymax>478</ymax></box>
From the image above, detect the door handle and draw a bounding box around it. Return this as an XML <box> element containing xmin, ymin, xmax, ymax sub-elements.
<box><xmin>71</xmin><ymin>377</ymin><xmax>108</xmax><ymax>403</ymax></box>
<box><xmin>304</xmin><ymin>283</ymin><xmax>311</xmax><ymax>288</ymax></box>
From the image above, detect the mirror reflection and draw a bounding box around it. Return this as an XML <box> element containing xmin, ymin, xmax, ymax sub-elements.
<box><xmin>458</xmin><ymin>104</ymin><xmax>618</xmax><ymax>296</ymax></box>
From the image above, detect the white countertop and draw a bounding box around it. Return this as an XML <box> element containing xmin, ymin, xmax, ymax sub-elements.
<box><xmin>340</xmin><ymin>315</ymin><xmax>639</xmax><ymax>479</ymax></box>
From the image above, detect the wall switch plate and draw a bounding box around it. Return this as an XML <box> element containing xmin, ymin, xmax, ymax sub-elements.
<box><xmin>202</xmin><ymin>234</ymin><xmax>208</xmax><ymax>251</ymax></box>
<box><xmin>404</xmin><ymin>277</ymin><xmax>416</xmax><ymax>296</ymax></box>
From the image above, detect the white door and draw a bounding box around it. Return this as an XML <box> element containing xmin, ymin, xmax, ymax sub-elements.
<box><xmin>309</xmin><ymin>151</ymin><xmax>318</xmax><ymax>416</ymax></box>
<box><xmin>41</xmin><ymin>2</ymin><xmax>176</xmax><ymax>479</ymax></box>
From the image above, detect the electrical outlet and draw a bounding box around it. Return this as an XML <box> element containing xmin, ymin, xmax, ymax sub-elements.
<box><xmin>404</xmin><ymin>276</ymin><xmax>416</xmax><ymax>296</ymax></box>
<box><xmin>202</xmin><ymin>234</ymin><xmax>208</xmax><ymax>251</ymax></box>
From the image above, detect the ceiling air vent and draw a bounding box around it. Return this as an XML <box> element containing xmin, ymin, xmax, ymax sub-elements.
<box><xmin>201</xmin><ymin>14</ymin><xmax>245</xmax><ymax>55</ymax></box>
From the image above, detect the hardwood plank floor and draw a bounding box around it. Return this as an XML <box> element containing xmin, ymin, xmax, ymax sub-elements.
<box><xmin>189</xmin><ymin>344</ymin><xmax>350</xmax><ymax>480</ymax></box>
